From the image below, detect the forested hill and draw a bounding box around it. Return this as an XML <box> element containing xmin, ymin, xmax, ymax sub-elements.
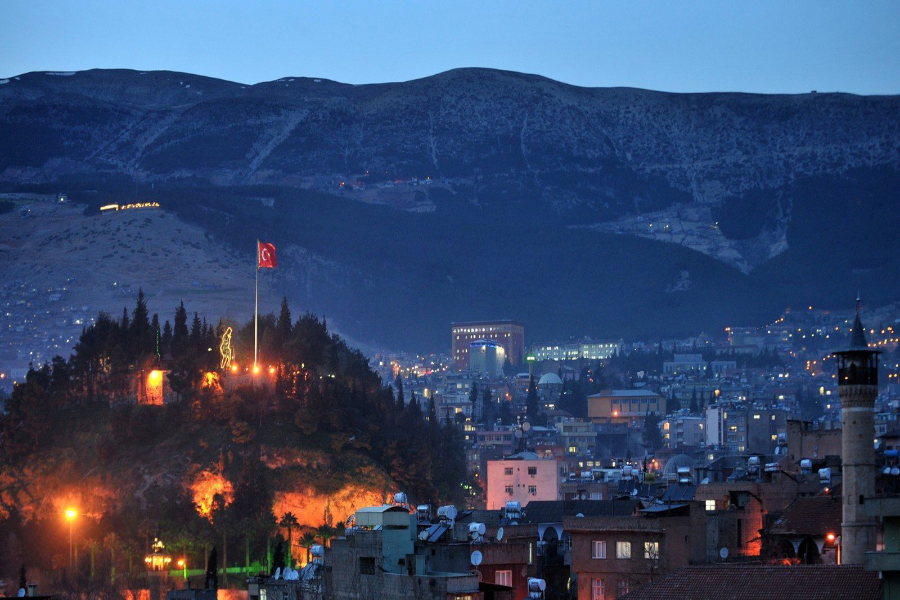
<box><xmin>0</xmin><ymin>291</ymin><xmax>466</xmax><ymax>580</ymax></box>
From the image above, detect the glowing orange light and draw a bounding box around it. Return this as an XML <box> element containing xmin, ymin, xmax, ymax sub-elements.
<box><xmin>65</xmin><ymin>508</ymin><xmax>77</xmax><ymax>520</ymax></box>
<box><xmin>149</xmin><ymin>370</ymin><xmax>161</xmax><ymax>381</ymax></box>
<box><xmin>177</xmin><ymin>559</ymin><xmax>185</xmax><ymax>568</ymax></box>
<box><xmin>613</xmin><ymin>411</ymin><xmax>619</xmax><ymax>417</ymax></box>
<box><xmin>826</xmin><ymin>533</ymin><xmax>836</xmax><ymax>542</ymax></box>
<box><xmin>268</xmin><ymin>366</ymin><xmax>276</xmax><ymax>375</ymax></box>
<box><xmin>253</xmin><ymin>365</ymin><xmax>260</xmax><ymax>375</ymax></box>
<box><xmin>231</xmin><ymin>364</ymin><xmax>238</xmax><ymax>373</ymax></box>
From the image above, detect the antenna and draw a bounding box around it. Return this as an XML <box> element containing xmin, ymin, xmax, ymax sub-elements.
<box><xmin>470</xmin><ymin>550</ymin><xmax>483</xmax><ymax>566</ymax></box>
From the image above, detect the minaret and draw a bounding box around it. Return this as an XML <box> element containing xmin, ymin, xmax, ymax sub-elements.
<box><xmin>836</xmin><ymin>297</ymin><xmax>880</xmax><ymax>565</ymax></box>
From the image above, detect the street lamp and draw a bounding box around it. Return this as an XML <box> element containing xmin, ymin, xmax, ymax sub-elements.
<box><xmin>65</xmin><ymin>508</ymin><xmax>77</xmax><ymax>571</ymax></box>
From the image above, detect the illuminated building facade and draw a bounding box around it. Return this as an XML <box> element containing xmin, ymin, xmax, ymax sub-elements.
<box><xmin>528</xmin><ymin>339</ymin><xmax>622</xmax><ymax>362</ymax></box>
<box><xmin>469</xmin><ymin>340</ymin><xmax>506</xmax><ymax>378</ymax></box>
<box><xmin>486</xmin><ymin>452</ymin><xmax>560</xmax><ymax>509</ymax></box>
<box><xmin>588</xmin><ymin>390</ymin><xmax>665</xmax><ymax>425</ymax></box>
<box><xmin>452</xmin><ymin>320</ymin><xmax>524</xmax><ymax>369</ymax></box>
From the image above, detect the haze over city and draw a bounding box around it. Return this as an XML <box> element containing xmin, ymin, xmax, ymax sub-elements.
<box><xmin>0</xmin><ymin>3</ymin><xmax>899</xmax><ymax>600</ymax></box>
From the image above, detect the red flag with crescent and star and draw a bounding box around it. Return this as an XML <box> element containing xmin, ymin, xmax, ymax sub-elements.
<box><xmin>258</xmin><ymin>241</ymin><xmax>277</xmax><ymax>269</ymax></box>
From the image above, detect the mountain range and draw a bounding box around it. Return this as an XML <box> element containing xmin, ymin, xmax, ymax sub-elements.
<box><xmin>1</xmin><ymin>68</ymin><xmax>898</xmax><ymax>351</ymax></box>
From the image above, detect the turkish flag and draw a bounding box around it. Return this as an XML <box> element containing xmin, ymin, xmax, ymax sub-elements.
<box><xmin>258</xmin><ymin>241</ymin><xmax>277</xmax><ymax>268</ymax></box>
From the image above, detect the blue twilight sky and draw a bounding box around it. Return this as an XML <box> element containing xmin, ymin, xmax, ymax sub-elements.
<box><xmin>1</xmin><ymin>1</ymin><xmax>899</xmax><ymax>94</ymax></box>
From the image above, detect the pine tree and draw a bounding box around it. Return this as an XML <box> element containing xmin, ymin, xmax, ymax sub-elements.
<box><xmin>161</xmin><ymin>320</ymin><xmax>173</xmax><ymax>358</ymax></box>
<box><xmin>394</xmin><ymin>374</ymin><xmax>404</xmax><ymax>410</ymax></box>
<box><xmin>643</xmin><ymin>412</ymin><xmax>663</xmax><ymax>451</ymax></box>
<box><xmin>481</xmin><ymin>386</ymin><xmax>494</xmax><ymax>427</ymax></box>
<box><xmin>689</xmin><ymin>388</ymin><xmax>698</xmax><ymax>413</ymax></box>
<box><xmin>130</xmin><ymin>287</ymin><xmax>152</xmax><ymax>358</ymax></box>
<box><xmin>172</xmin><ymin>301</ymin><xmax>188</xmax><ymax>358</ymax></box>
<box><xmin>526</xmin><ymin>374</ymin><xmax>540</xmax><ymax>422</ymax></box>
<box><xmin>276</xmin><ymin>297</ymin><xmax>292</xmax><ymax>351</ymax></box>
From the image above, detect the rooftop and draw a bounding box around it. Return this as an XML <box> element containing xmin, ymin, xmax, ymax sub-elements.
<box><xmin>619</xmin><ymin>565</ymin><xmax>881</xmax><ymax>600</ymax></box>
<box><xmin>767</xmin><ymin>495</ymin><xmax>842</xmax><ymax>537</ymax></box>
<box><xmin>589</xmin><ymin>389</ymin><xmax>661</xmax><ymax>398</ymax></box>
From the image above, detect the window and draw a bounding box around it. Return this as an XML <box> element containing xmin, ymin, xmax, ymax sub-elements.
<box><xmin>592</xmin><ymin>541</ymin><xmax>607</xmax><ymax>559</ymax></box>
<box><xmin>505</xmin><ymin>486</ymin><xmax>513</xmax><ymax>495</ymax></box>
<box><xmin>706</xmin><ymin>500</ymin><xmax>716</xmax><ymax>512</ymax></box>
<box><xmin>568</xmin><ymin>446</ymin><xmax>577</xmax><ymax>454</ymax></box>
<box><xmin>616</xmin><ymin>541</ymin><xmax>631</xmax><ymax>559</ymax></box>
<box><xmin>617</xmin><ymin>579</ymin><xmax>630</xmax><ymax>597</ymax></box>
<box><xmin>359</xmin><ymin>556</ymin><xmax>376</xmax><ymax>575</ymax></box>
<box><xmin>590</xmin><ymin>492</ymin><xmax>602</xmax><ymax>500</ymax></box>
<box><xmin>504</xmin><ymin>467</ymin><xmax>513</xmax><ymax>475</ymax></box>
<box><xmin>591</xmin><ymin>578</ymin><xmax>604</xmax><ymax>600</ymax></box>
<box><xmin>644</xmin><ymin>542</ymin><xmax>659</xmax><ymax>559</ymax></box>
<box><xmin>528</xmin><ymin>485</ymin><xmax>537</xmax><ymax>495</ymax></box>
<box><xmin>495</xmin><ymin>570</ymin><xmax>512</xmax><ymax>586</ymax></box>
<box><xmin>528</xmin><ymin>466</ymin><xmax>537</xmax><ymax>475</ymax></box>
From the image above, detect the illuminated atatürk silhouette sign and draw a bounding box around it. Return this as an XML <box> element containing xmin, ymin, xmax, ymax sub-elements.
<box><xmin>220</xmin><ymin>326</ymin><xmax>235</xmax><ymax>369</ymax></box>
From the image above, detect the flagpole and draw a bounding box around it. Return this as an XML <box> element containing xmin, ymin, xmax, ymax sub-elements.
<box><xmin>254</xmin><ymin>240</ymin><xmax>259</xmax><ymax>372</ymax></box>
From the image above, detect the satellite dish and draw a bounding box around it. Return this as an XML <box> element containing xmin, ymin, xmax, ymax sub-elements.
<box><xmin>471</xmin><ymin>550</ymin><xmax>483</xmax><ymax>566</ymax></box>
<box><xmin>575</xmin><ymin>513</ymin><xmax>584</xmax><ymax>518</ymax></box>
<box><xmin>17</xmin><ymin>590</ymin><xmax>25</xmax><ymax>598</ymax></box>
<box><xmin>719</xmin><ymin>547</ymin><xmax>729</xmax><ymax>560</ymax></box>
<box><xmin>497</xmin><ymin>527</ymin><xmax>504</xmax><ymax>541</ymax></box>
<box><xmin>478</xmin><ymin>523</ymin><xmax>486</xmax><ymax>535</ymax></box>
<box><xmin>522</xmin><ymin>422</ymin><xmax>532</xmax><ymax>432</ymax></box>
<box><xmin>515</xmin><ymin>430</ymin><xmax>523</xmax><ymax>439</ymax></box>
<box><xmin>632</xmin><ymin>488</ymin><xmax>639</xmax><ymax>496</ymax></box>
<box><xmin>274</xmin><ymin>567</ymin><xmax>281</xmax><ymax>580</ymax></box>
<box><xmin>701</xmin><ymin>478</ymin><xmax>710</xmax><ymax>484</ymax></box>
<box><xmin>418</xmin><ymin>530</ymin><xmax>428</xmax><ymax>541</ymax></box>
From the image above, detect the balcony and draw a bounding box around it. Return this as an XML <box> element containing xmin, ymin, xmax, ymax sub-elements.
<box><xmin>866</xmin><ymin>551</ymin><xmax>900</xmax><ymax>572</ymax></box>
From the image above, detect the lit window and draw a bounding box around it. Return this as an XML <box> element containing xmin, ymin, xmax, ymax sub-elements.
<box><xmin>705</xmin><ymin>500</ymin><xmax>716</xmax><ymax>512</ymax></box>
<box><xmin>644</xmin><ymin>542</ymin><xmax>659</xmax><ymax>559</ymax></box>
<box><xmin>616</xmin><ymin>541</ymin><xmax>631</xmax><ymax>559</ymax></box>
<box><xmin>495</xmin><ymin>570</ymin><xmax>512</xmax><ymax>586</ymax></box>
<box><xmin>592</xmin><ymin>541</ymin><xmax>607</xmax><ymax>559</ymax></box>
<box><xmin>591</xmin><ymin>578</ymin><xmax>604</xmax><ymax>600</ymax></box>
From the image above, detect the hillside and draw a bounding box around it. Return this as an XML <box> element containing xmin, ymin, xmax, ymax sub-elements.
<box><xmin>0</xmin><ymin>68</ymin><xmax>899</xmax><ymax>352</ymax></box>
<box><xmin>0</xmin><ymin>302</ymin><xmax>466</xmax><ymax>578</ymax></box>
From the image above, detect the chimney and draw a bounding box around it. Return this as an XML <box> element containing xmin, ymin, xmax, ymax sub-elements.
<box><xmin>836</xmin><ymin>297</ymin><xmax>880</xmax><ymax>565</ymax></box>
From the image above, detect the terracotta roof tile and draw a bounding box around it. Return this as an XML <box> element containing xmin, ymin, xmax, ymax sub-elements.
<box><xmin>619</xmin><ymin>565</ymin><xmax>881</xmax><ymax>600</ymax></box>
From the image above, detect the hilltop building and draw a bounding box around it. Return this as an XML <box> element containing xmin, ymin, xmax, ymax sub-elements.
<box><xmin>528</xmin><ymin>339</ymin><xmax>622</xmax><ymax>363</ymax></box>
<box><xmin>452</xmin><ymin>320</ymin><xmax>525</xmax><ymax>369</ymax></box>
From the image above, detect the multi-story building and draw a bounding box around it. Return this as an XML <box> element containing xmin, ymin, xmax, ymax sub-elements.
<box><xmin>452</xmin><ymin>320</ymin><xmax>525</xmax><ymax>369</ymax></box>
<box><xmin>705</xmin><ymin>404</ymin><xmax>789</xmax><ymax>454</ymax></box>
<box><xmin>663</xmin><ymin>354</ymin><xmax>707</xmax><ymax>376</ymax></box>
<box><xmin>329</xmin><ymin>505</ymin><xmax>481</xmax><ymax>600</ymax></box>
<box><xmin>565</xmin><ymin>502</ymin><xmax>707</xmax><ymax>600</ymax></box>
<box><xmin>486</xmin><ymin>452</ymin><xmax>561</xmax><ymax>510</ymax></box>
<box><xmin>556</xmin><ymin>418</ymin><xmax>598</xmax><ymax>457</ymax></box>
<box><xmin>660</xmin><ymin>415</ymin><xmax>705</xmax><ymax>449</ymax></box>
<box><xmin>469</xmin><ymin>339</ymin><xmax>506</xmax><ymax>378</ymax></box>
<box><xmin>528</xmin><ymin>339</ymin><xmax>623</xmax><ymax>363</ymax></box>
<box><xmin>588</xmin><ymin>390</ymin><xmax>665</xmax><ymax>426</ymax></box>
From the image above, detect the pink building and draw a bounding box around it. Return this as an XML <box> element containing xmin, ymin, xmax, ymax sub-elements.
<box><xmin>486</xmin><ymin>452</ymin><xmax>561</xmax><ymax>510</ymax></box>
